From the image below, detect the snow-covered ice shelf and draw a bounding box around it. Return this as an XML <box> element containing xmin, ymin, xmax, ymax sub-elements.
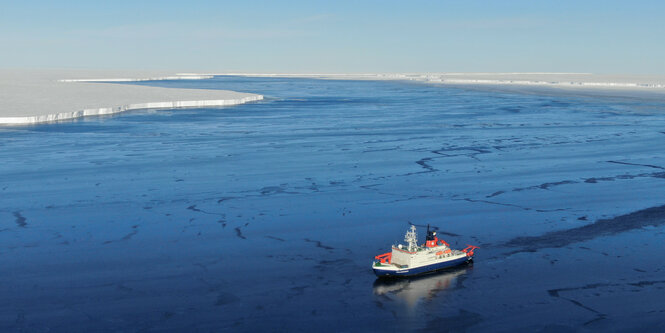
<box><xmin>204</xmin><ymin>72</ymin><xmax>665</xmax><ymax>91</ymax></box>
<box><xmin>58</xmin><ymin>75</ymin><xmax>214</xmax><ymax>82</ymax></box>
<box><xmin>0</xmin><ymin>69</ymin><xmax>262</xmax><ymax>125</ymax></box>
<box><xmin>0</xmin><ymin>96</ymin><xmax>263</xmax><ymax>125</ymax></box>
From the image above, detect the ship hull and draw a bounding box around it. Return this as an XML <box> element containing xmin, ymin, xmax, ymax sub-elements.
<box><xmin>373</xmin><ymin>256</ymin><xmax>471</xmax><ymax>277</ymax></box>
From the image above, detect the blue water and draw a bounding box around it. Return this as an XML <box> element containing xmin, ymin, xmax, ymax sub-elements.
<box><xmin>2</xmin><ymin>77</ymin><xmax>665</xmax><ymax>331</ymax></box>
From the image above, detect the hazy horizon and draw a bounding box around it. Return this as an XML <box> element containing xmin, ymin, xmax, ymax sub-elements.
<box><xmin>2</xmin><ymin>1</ymin><xmax>664</xmax><ymax>74</ymax></box>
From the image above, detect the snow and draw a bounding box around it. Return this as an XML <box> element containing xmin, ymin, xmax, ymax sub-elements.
<box><xmin>201</xmin><ymin>72</ymin><xmax>665</xmax><ymax>92</ymax></box>
<box><xmin>0</xmin><ymin>69</ymin><xmax>262</xmax><ymax>125</ymax></box>
<box><xmin>58</xmin><ymin>75</ymin><xmax>214</xmax><ymax>82</ymax></box>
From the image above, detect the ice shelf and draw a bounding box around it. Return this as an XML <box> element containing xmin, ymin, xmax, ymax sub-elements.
<box><xmin>203</xmin><ymin>72</ymin><xmax>665</xmax><ymax>90</ymax></box>
<box><xmin>0</xmin><ymin>69</ymin><xmax>263</xmax><ymax>125</ymax></box>
<box><xmin>58</xmin><ymin>75</ymin><xmax>214</xmax><ymax>82</ymax></box>
<box><xmin>0</xmin><ymin>96</ymin><xmax>263</xmax><ymax>125</ymax></box>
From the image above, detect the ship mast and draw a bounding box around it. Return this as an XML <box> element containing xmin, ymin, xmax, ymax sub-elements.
<box><xmin>404</xmin><ymin>225</ymin><xmax>418</xmax><ymax>252</ymax></box>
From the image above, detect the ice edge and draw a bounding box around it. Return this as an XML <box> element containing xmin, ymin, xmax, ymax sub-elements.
<box><xmin>422</xmin><ymin>78</ymin><xmax>665</xmax><ymax>89</ymax></box>
<box><xmin>0</xmin><ymin>95</ymin><xmax>264</xmax><ymax>125</ymax></box>
<box><xmin>203</xmin><ymin>73</ymin><xmax>665</xmax><ymax>90</ymax></box>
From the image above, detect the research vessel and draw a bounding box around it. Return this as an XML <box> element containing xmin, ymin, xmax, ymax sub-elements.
<box><xmin>372</xmin><ymin>225</ymin><xmax>477</xmax><ymax>277</ymax></box>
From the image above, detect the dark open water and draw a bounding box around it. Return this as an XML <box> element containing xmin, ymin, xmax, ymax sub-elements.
<box><xmin>1</xmin><ymin>77</ymin><xmax>665</xmax><ymax>332</ymax></box>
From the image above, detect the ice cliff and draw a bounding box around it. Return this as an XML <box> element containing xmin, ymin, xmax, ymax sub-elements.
<box><xmin>0</xmin><ymin>95</ymin><xmax>263</xmax><ymax>125</ymax></box>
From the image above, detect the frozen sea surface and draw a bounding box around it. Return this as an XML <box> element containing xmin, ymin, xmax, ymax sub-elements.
<box><xmin>1</xmin><ymin>76</ymin><xmax>665</xmax><ymax>332</ymax></box>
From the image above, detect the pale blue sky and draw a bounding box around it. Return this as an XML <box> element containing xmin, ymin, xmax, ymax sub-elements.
<box><xmin>2</xmin><ymin>0</ymin><xmax>664</xmax><ymax>74</ymax></box>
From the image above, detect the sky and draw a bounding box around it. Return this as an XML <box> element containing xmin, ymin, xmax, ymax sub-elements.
<box><xmin>1</xmin><ymin>0</ymin><xmax>664</xmax><ymax>74</ymax></box>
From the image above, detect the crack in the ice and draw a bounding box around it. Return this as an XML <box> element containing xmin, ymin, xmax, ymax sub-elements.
<box><xmin>103</xmin><ymin>225</ymin><xmax>139</xmax><ymax>244</ymax></box>
<box><xmin>548</xmin><ymin>283</ymin><xmax>609</xmax><ymax>325</ymax></box>
<box><xmin>234</xmin><ymin>227</ymin><xmax>246</xmax><ymax>240</ymax></box>
<box><xmin>13</xmin><ymin>211</ymin><xmax>27</xmax><ymax>228</ymax></box>
<box><xmin>415</xmin><ymin>157</ymin><xmax>437</xmax><ymax>172</ymax></box>
<box><xmin>432</xmin><ymin>146</ymin><xmax>491</xmax><ymax>156</ymax></box>
<box><xmin>187</xmin><ymin>205</ymin><xmax>225</xmax><ymax>217</ymax></box>
<box><xmin>409</xmin><ymin>146</ymin><xmax>492</xmax><ymax>174</ymax></box>
<box><xmin>511</xmin><ymin>180</ymin><xmax>578</xmax><ymax>193</ymax></box>
<box><xmin>607</xmin><ymin>160</ymin><xmax>665</xmax><ymax>170</ymax></box>
<box><xmin>488</xmin><ymin>170</ymin><xmax>665</xmax><ymax>198</ymax></box>
<box><xmin>548</xmin><ymin>279</ymin><xmax>665</xmax><ymax>297</ymax></box>
<box><xmin>460</xmin><ymin>198</ymin><xmax>532</xmax><ymax>211</ymax></box>
<box><xmin>304</xmin><ymin>238</ymin><xmax>334</xmax><ymax>250</ymax></box>
<box><xmin>217</xmin><ymin>197</ymin><xmax>235</xmax><ymax>203</ymax></box>
<box><xmin>486</xmin><ymin>190</ymin><xmax>505</xmax><ymax>198</ymax></box>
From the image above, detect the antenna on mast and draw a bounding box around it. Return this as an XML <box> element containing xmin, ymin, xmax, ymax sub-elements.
<box><xmin>404</xmin><ymin>225</ymin><xmax>418</xmax><ymax>252</ymax></box>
